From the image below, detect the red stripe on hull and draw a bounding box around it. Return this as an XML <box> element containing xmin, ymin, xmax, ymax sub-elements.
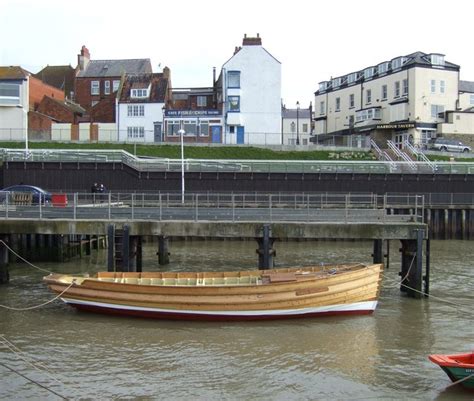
<box><xmin>71</xmin><ymin>304</ymin><xmax>374</xmax><ymax>321</ymax></box>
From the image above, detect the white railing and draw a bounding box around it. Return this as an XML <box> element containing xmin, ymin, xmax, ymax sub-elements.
<box><xmin>387</xmin><ymin>140</ymin><xmax>417</xmax><ymax>170</ymax></box>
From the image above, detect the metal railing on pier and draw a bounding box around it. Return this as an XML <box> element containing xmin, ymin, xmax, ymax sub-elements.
<box><xmin>0</xmin><ymin>192</ymin><xmax>424</xmax><ymax>224</ymax></box>
<box><xmin>1</xmin><ymin>148</ymin><xmax>473</xmax><ymax>175</ymax></box>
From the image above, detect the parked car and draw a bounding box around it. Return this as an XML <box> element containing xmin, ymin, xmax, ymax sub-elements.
<box><xmin>430</xmin><ymin>138</ymin><xmax>471</xmax><ymax>153</ymax></box>
<box><xmin>0</xmin><ymin>185</ymin><xmax>52</xmax><ymax>204</ymax></box>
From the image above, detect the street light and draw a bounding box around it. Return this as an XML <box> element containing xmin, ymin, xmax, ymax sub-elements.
<box><xmin>296</xmin><ymin>101</ymin><xmax>300</xmax><ymax>145</ymax></box>
<box><xmin>178</xmin><ymin>129</ymin><xmax>185</xmax><ymax>204</ymax></box>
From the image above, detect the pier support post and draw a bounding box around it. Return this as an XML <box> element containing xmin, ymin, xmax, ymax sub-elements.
<box><xmin>136</xmin><ymin>236</ymin><xmax>143</xmax><ymax>272</ymax></box>
<box><xmin>107</xmin><ymin>224</ymin><xmax>115</xmax><ymax>272</ymax></box>
<box><xmin>399</xmin><ymin>230</ymin><xmax>424</xmax><ymax>299</ymax></box>
<box><xmin>0</xmin><ymin>235</ymin><xmax>9</xmax><ymax>284</ymax></box>
<box><xmin>122</xmin><ymin>225</ymin><xmax>130</xmax><ymax>272</ymax></box>
<box><xmin>372</xmin><ymin>239</ymin><xmax>383</xmax><ymax>264</ymax></box>
<box><xmin>256</xmin><ymin>224</ymin><xmax>275</xmax><ymax>270</ymax></box>
<box><xmin>157</xmin><ymin>236</ymin><xmax>170</xmax><ymax>265</ymax></box>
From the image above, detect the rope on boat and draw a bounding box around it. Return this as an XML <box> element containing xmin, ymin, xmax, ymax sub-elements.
<box><xmin>0</xmin><ymin>282</ymin><xmax>74</xmax><ymax>311</ymax></box>
<box><xmin>0</xmin><ymin>240</ymin><xmax>53</xmax><ymax>274</ymax></box>
<box><xmin>0</xmin><ymin>335</ymin><xmax>70</xmax><ymax>400</ymax></box>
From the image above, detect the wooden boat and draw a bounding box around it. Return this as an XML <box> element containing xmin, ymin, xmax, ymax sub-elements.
<box><xmin>43</xmin><ymin>263</ymin><xmax>383</xmax><ymax>321</ymax></box>
<box><xmin>429</xmin><ymin>352</ymin><xmax>474</xmax><ymax>389</ymax></box>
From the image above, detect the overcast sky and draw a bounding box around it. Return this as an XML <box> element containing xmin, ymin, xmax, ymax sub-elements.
<box><xmin>1</xmin><ymin>0</ymin><xmax>472</xmax><ymax>108</ymax></box>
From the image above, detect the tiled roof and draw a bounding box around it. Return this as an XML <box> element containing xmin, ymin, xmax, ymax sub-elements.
<box><xmin>0</xmin><ymin>66</ymin><xmax>30</xmax><ymax>80</ymax></box>
<box><xmin>282</xmin><ymin>108</ymin><xmax>311</xmax><ymax>118</ymax></box>
<box><xmin>119</xmin><ymin>73</ymin><xmax>168</xmax><ymax>103</ymax></box>
<box><xmin>34</xmin><ymin>65</ymin><xmax>75</xmax><ymax>94</ymax></box>
<box><xmin>51</xmin><ymin>97</ymin><xmax>86</xmax><ymax>114</ymax></box>
<box><xmin>460</xmin><ymin>80</ymin><xmax>474</xmax><ymax>93</ymax></box>
<box><xmin>77</xmin><ymin>59</ymin><xmax>152</xmax><ymax>78</ymax></box>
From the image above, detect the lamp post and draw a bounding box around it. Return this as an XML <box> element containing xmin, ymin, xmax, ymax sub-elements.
<box><xmin>178</xmin><ymin>129</ymin><xmax>185</xmax><ymax>204</ymax></box>
<box><xmin>296</xmin><ymin>101</ymin><xmax>300</xmax><ymax>145</ymax></box>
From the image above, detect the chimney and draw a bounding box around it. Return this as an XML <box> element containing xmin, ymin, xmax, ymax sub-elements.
<box><xmin>242</xmin><ymin>33</ymin><xmax>262</xmax><ymax>46</ymax></box>
<box><xmin>77</xmin><ymin>45</ymin><xmax>90</xmax><ymax>71</ymax></box>
<box><xmin>162</xmin><ymin>66</ymin><xmax>170</xmax><ymax>79</ymax></box>
<box><xmin>213</xmin><ymin>67</ymin><xmax>216</xmax><ymax>86</ymax></box>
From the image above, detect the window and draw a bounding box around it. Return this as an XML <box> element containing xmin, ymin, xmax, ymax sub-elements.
<box><xmin>91</xmin><ymin>100</ymin><xmax>99</xmax><ymax>107</ymax></box>
<box><xmin>302</xmin><ymin>123</ymin><xmax>308</xmax><ymax>133</ymax></box>
<box><xmin>104</xmin><ymin>81</ymin><xmax>110</xmax><ymax>95</ymax></box>
<box><xmin>183</xmin><ymin>120</ymin><xmax>197</xmax><ymax>135</ymax></box>
<box><xmin>431</xmin><ymin>54</ymin><xmax>445</xmax><ymax>66</ymax></box>
<box><xmin>347</xmin><ymin>73</ymin><xmax>358</xmax><ymax>85</ymax></box>
<box><xmin>113</xmin><ymin>80</ymin><xmax>120</xmax><ymax>92</ymax></box>
<box><xmin>197</xmin><ymin>96</ymin><xmax>207</xmax><ymax>107</ymax></box>
<box><xmin>395</xmin><ymin>81</ymin><xmax>400</xmax><ymax>97</ymax></box>
<box><xmin>290</xmin><ymin>122</ymin><xmax>295</xmax><ymax>133</ymax></box>
<box><xmin>0</xmin><ymin>83</ymin><xmax>20</xmax><ymax>105</ymax></box>
<box><xmin>440</xmin><ymin>80</ymin><xmax>445</xmax><ymax>94</ymax></box>
<box><xmin>131</xmin><ymin>89</ymin><xmax>148</xmax><ymax>98</ymax></box>
<box><xmin>127</xmin><ymin>105</ymin><xmax>145</xmax><ymax>117</ymax></box>
<box><xmin>91</xmin><ymin>81</ymin><xmax>99</xmax><ymax>95</ymax></box>
<box><xmin>228</xmin><ymin>96</ymin><xmax>240</xmax><ymax>111</ymax></box>
<box><xmin>470</xmin><ymin>94</ymin><xmax>474</xmax><ymax>105</ymax></box>
<box><xmin>391</xmin><ymin>57</ymin><xmax>406</xmax><ymax>70</ymax></box>
<box><xmin>366</xmin><ymin>89</ymin><xmax>372</xmax><ymax>104</ymax></box>
<box><xmin>228</xmin><ymin>71</ymin><xmax>240</xmax><ymax>88</ymax></box>
<box><xmin>356</xmin><ymin>108</ymin><xmax>381</xmax><ymax>123</ymax></box>
<box><xmin>349</xmin><ymin>94</ymin><xmax>355</xmax><ymax>108</ymax></box>
<box><xmin>378</xmin><ymin>62</ymin><xmax>389</xmax><ymax>75</ymax></box>
<box><xmin>319</xmin><ymin>100</ymin><xmax>325</xmax><ymax>115</ymax></box>
<box><xmin>431</xmin><ymin>104</ymin><xmax>444</xmax><ymax>118</ymax></box>
<box><xmin>127</xmin><ymin>126</ymin><xmax>145</xmax><ymax>138</ymax></box>
<box><xmin>335</xmin><ymin>97</ymin><xmax>340</xmax><ymax>111</ymax></box>
<box><xmin>381</xmin><ymin>85</ymin><xmax>387</xmax><ymax>100</ymax></box>
<box><xmin>363</xmin><ymin>67</ymin><xmax>375</xmax><ymax>79</ymax></box>
<box><xmin>402</xmin><ymin>79</ymin><xmax>408</xmax><ymax>96</ymax></box>
<box><xmin>167</xmin><ymin>121</ymin><xmax>181</xmax><ymax>135</ymax></box>
<box><xmin>431</xmin><ymin>80</ymin><xmax>436</xmax><ymax>93</ymax></box>
<box><xmin>348</xmin><ymin>115</ymin><xmax>355</xmax><ymax>126</ymax></box>
<box><xmin>199</xmin><ymin>121</ymin><xmax>209</xmax><ymax>136</ymax></box>
<box><xmin>332</xmin><ymin>77</ymin><xmax>342</xmax><ymax>88</ymax></box>
<box><xmin>319</xmin><ymin>82</ymin><xmax>328</xmax><ymax>92</ymax></box>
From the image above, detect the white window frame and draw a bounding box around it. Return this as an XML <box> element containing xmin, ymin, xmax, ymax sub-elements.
<box><xmin>127</xmin><ymin>126</ymin><xmax>145</xmax><ymax>138</ymax></box>
<box><xmin>366</xmin><ymin>89</ymin><xmax>372</xmax><ymax>104</ymax></box>
<box><xmin>199</xmin><ymin>121</ymin><xmax>210</xmax><ymax>137</ymax></box>
<box><xmin>113</xmin><ymin>80</ymin><xmax>120</xmax><ymax>92</ymax></box>
<box><xmin>431</xmin><ymin>104</ymin><xmax>444</xmax><ymax>118</ymax></box>
<box><xmin>332</xmin><ymin>77</ymin><xmax>342</xmax><ymax>88</ymax></box>
<box><xmin>349</xmin><ymin>94</ymin><xmax>355</xmax><ymax>108</ymax></box>
<box><xmin>440</xmin><ymin>80</ymin><xmax>445</xmax><ymax>94</ymax></box>
<box><xmin>91</xmin><ymin>81</ymin><xmax>99</xmax><ymax>95</ymax></box>
<box><xmin>335</xmin><ymin>97</ymin><xmax>341</xmax><ymax>111</ymax></box>
<box><xmin>395</xmin><ymin>81</ymin><xmax>400</xmax><ymax>98</ymax></box>
<box><xmin>381</xmin><ymin>85</ymin><xmax>387</xmax><ymax>100</ymax></box>
<box><xmin>431</xmin><ymin>54</ymin><xmax>445</xmax><ymax>66</ymax></box>
<box><xmin>227</xmin><ymin>71</ymin><xmax>241</xmax><ymax>88</ymax></box>
<box><xmin>363</xmin><ymin>67</ymin><xmax>375</xmax><ymax>79</ymax></box>
<box><xmin>131</xmin><ymin>89</ymin><xmax>148</xmax><ymax>98</ymax></box>
<box><xmin>430</xmin><ymin>80</ymin><xmax>436</xmax><ymax>93</ymax></box>
<box><xmin>167</xmin><ymin>120</ymin><xmax>181</xmax><ymax>136</ymax></box>
<box><xmin>356</xmin><ymin>108</ymin><xmax>381</xmax><ymax>123</ymax></box>
<box><xmin>378</xmin><ymin>62</ymin><xmax>389</xmax><ymax>75</ymax></box>
<box><xmin>319</xmin><ymin>82</ymin><xmax>328</xmax><ymax>92</ymax></box>
<box><xmin>319</xmin><ymin>101</ymin><xmax>325</xmax><ymax>115</ymax></box>
<box><xmin>197</xmin><ymin>96</ymin><xmax>207</xmax><ymax>107</ymax></box>
<box><xmin>402</xmin><ymin>79</ymin><xmax>408</xmax><ymax>96</ymax></box>
<box><xmin>347</xmin><ymin>73</ymin><xmax>358</xmax><ymax>85</ymax></box>
<box><xmin>183</xmin><ymin>120</ymin><xmax>197</xmax><ymax>136</ymax></box>
<box><xmin>470</xmin><ymin>94</ymin><xmax>474</xmax><ymax>105</ymax></box>
<box><xmin>104</xmin><ymin>80</ymin><xmax>110</xmax><ymax>95</ymax></box>
<box><xmin>127</xmin><ymin>104</ymin><xmax>145</xmax><ymax>117</ymax></box>
<box><xmin>0</xmin><ymin>82</ymin><xmax>21</xmax><ymax>105</ymax></box>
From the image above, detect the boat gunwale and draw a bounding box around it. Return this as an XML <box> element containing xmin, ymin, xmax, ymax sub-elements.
<box><xmin>429</xmin><ymin>353</ymin><xmax>474</xmax><ymax>369</ymax></box>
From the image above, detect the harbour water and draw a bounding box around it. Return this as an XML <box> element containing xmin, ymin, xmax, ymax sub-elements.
<box><xmin>1</xmin><ymin>239</ymin><xmax>473</xmax><ymax>400</ymax></box>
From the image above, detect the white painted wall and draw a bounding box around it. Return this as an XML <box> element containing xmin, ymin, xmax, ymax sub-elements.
<box><xmin>0</xmin><ymin>78</ymin><xmax>28</xmax><ymax>141</ymax></box>
<box><xmin>223</xmin><ymin>46</ymin><xmax>281</xmax><ymax>145</ymax></box>
<box><xmin>51</xmin><ymin>123</ymin><xmax>72</xmax><ymax>141</ymax></box>
<box><xmin>117</xmin><ymin>102</ymin><xmax>164</xmax><ymax>142</ymax></box>
<box><xmin>98</xmin><ymin>123</ymin><xmax>117</xmax><ymax>142</ymax></box>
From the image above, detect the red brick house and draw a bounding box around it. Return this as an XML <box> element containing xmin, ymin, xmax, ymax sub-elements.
<box><xmin>74</xmin><ymin>46</ymin><xmax>153</xmax><ymax>122</ymax></box>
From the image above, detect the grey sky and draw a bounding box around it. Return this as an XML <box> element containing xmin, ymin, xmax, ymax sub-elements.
<box><xmin>1</xmin><ymin>0</ymin><xmax>472</xmax><ymax>108</ymax></box>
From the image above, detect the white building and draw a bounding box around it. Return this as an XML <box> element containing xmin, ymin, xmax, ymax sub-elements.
<box><xmin>313</xmin><ymin>52</ymin><xmax>471</xmax><ymax>149</ymax></box>
<box><xmin>217</xmin><ymin>34</ymin><xmax>282</xmax><ymax>145</ymax></box>
<box><xmin>117</xmin><ymin>69</ymin><xmax>171</xmax><ymax>143</ymax></box>
<box><xmin>0</xmin><ymin>67</ymin><xmax>29</xmax><ymax>141</ymax></box>
<box><xmin>281</xmin><ymin>104</ymin><xmax>312</xmax><ymax>145</ymax></box>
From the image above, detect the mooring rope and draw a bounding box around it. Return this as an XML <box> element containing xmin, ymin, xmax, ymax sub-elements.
<box><xmin>0</xmin><ymin>240</ymin><xmax>53</xmax><ymax>274</ymax></box>
<box><xmin>0</xmin><ymin>281</ymin><xmax>74</xmax><ymax>311</ymax></box>
<box><xmin>0</xmin><ymin>335</ymin><xmax>71</xmax><ymax>400</ymax></box>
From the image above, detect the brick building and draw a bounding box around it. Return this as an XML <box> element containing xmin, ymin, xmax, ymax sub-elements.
<box><xmin>75</xmin><ymin>46</ymin><xmax>152</xmax><ymax>122</ymax></box>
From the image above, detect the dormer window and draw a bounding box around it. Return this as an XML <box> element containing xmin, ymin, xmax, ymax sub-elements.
<box><xmin>391</xmin><ymin>57</ymin><xmax>407</xmax><ymax>70</ymax></box>
<box><xmin>363</xmin><ymin>67</ymin><xmax>375</xmax><ymax>79</ymax></box>
<box><xmin>430</xmin><ymin>54</ymin><xmax>445</xmax><ymax>66</ymax></box>
<box><xmin>319</xmin><ymin>82</ymin><xmax>329</xmax><ymax>92</ymax></box>
<box><xmin>332</xmin><ymin>77</ymin><xmax>342</xmax><ymax>88</ymax></box>
<box><xmin>377</xmin><ymin>62</ymin><xmax>389</xmax><ymax>75</ymax></box>
<box><xmin>131</xmin><ymin>88</ymin><xmax>148</xmax><ymax>98</ymax></box>
<box><xmin>347</xmin><ymin>72</ymin><xmax>358</xmax><ymax>85</ymax></box>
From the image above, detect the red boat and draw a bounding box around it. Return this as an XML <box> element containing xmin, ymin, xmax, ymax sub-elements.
<box><xmin>429</xmin><ymin>352</ymin><xmax>474</xmax><ymax>389</ymax></box>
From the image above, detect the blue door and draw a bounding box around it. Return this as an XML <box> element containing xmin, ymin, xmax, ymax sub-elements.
<box><xmin>211</xmin><ymin>126</ymin><xmax>221</xmax><ymax>143</ymax></box>
<box><xmin>237</xmin><ymin>126</ymin><xmax>244</xmax><ymax>144</ymax></box>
